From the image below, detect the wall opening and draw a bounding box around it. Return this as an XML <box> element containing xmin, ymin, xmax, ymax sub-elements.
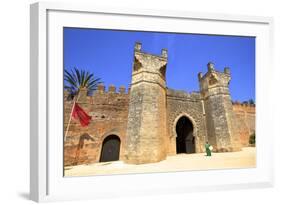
<box><xmin>176</xmin><ymin>116</ymin><xmax>195</xmax><ymax>154</ymax></box>
<box><xmin>100</xmin><ymin>135</ymin><xmax>120</xmax><ymax>162</ymax></box>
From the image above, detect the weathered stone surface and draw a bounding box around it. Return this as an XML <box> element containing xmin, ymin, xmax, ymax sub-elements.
<box><xmin>166</xmin><ymin>89</ymin><xmax>206</xmax><ymax>154</ymax></box>
<box><xmin>64</xmin><ymin>44</ymin><xmax>255</xmax><ymax>166</ymax></box>
<box><xmin>199</xmin><ymin>63</ymin><xmax>241</xmax><ymax>152</ymax></box>
<box><xmin>232</xmin><ymin>103</ymin><xmax>255</xmax><ymax>146</ymax></box>
<box><xmin>64</xmin><ymin>87</ymin><xmax>129</xmax><ymax>166</ymax></box>
<box><xmin>124</xmin><ymin>45</ymin><xmax>168</xmax><ymax>164</ymax></box>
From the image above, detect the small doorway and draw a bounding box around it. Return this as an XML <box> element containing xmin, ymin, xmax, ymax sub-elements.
<box><xmin>176</xmin><ymin>116</ymin><xmax>195</xmax><ymax>154</ymax></box>
<box><xmin>100</xmin><ymin>135</ymin><xmax>120</xmax><ymax>162</ymax></box>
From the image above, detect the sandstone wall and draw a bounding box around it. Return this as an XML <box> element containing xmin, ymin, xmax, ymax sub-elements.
<box><xmin>125</xmin><ymin>83</ymin><xmax>167</xmax><ymax>163</ymax></box>
<box><xmin>232</xmin><ymin>103</ymin><xmax>256</xmax><ymax>146</ymax></box>
<box><xmin>64</xmin><ymin>86</ymin><xmax>129</xmax><ymax>166</ymax></box>
<box><xmin>63</xmin><ymin>54</ymin><xmax>255</xmax><ymax>167</ymax></box>
<box><xmin>199</xmin><ymin>66</ymin><xmax>241</xmax><ymax>152</ymax></box>
<box><xmin>166</xmin><ymin>89</ymin><xmax>207</xmax><ymax>154</ymax></box>
<box><xmin>124</xmin><ymin>44</ymin><xmax>168</xmax><ymax>164</ymax></box>
<box><xmin>63</xmin><ymin>86</ymin><xmax>256</xmax><ymax>167</ymax></box>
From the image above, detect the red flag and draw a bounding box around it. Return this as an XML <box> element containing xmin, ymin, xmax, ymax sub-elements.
<box><xmin>72</xmin><ymin>102</ymin><xmax>92</xmax><ymax>127</ymax></box>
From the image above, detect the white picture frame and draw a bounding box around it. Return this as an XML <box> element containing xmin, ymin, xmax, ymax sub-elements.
<box><xmin>30</xmin><ymin>2</ymin><xmax>274</xmax><ymax>202</ymax></box>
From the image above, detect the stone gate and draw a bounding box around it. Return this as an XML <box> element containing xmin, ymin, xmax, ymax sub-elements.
<box><xmin>64</xmin><ymin>42</ymin><xmax>255</xmax><ymax>166</ymax></box>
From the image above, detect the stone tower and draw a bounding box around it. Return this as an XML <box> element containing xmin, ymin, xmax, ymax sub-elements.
<box><xmin>198</xmin><ymin>62</ymin><xmax>241</xmax><ymax>152</ymax></box>
<box><xmin>124</xmin><ymin>42</ymin><xmax>168</xmax><ymax>164</ymax></box>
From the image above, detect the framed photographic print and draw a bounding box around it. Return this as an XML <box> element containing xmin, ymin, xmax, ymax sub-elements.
<box><xmin>30</xmin><ymin>2</ymin><xmax>274</xmax><ymax>202</ymax></box>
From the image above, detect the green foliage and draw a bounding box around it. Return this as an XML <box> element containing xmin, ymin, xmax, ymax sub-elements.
<box><xmin>64</xmin><ymin>67</ymin><xmax>102</xmax><ymax>97</ymax></box>
<box><xmin>249</xmin><ymin>132</ymin><xmax>255</xmax><ymax>145</ymax></box>
<box><xmin>248</xmin><ymin>99</ymin><xmax>255</xmax><ymax>105</ymax></box>
<box><xmin>242</xmin><ymin>99</ymin><xmax>255</xmax><ymax>105</ymax></box>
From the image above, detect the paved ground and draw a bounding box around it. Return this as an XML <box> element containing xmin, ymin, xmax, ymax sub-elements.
<box><xmin>64</xmin><ymin>147</ymin><xmax>256</xmax><ymax>177</ymax></box>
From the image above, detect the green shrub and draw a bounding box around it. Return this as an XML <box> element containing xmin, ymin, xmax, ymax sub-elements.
<box><xmin>249</xmin><ymin>132</ymin><xmax>255</xmax><ymax>145</ymax></box>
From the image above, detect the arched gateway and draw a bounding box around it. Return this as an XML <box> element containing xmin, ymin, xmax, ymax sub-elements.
<box><xmin>100</xmin><ymin>135</ymin><xmax>121</xmax><ymax>162</ymax></box>
<box><xmin>176</xmin><ymin>116</ymin><xmax>195</xmax><ymax>154</ymax></box>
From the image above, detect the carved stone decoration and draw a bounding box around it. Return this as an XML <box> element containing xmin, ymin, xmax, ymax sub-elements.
<box><xmin>208</xmin><ymin>74</ymin><xmax>218</xmax><ymax>85</ymax></box>
<box><xmin>63</xmin><ymin>42</ymin><xmax>253</xmax><ymax>167</ymax></box>
<box><xmin>133</xmin><ymin>57</ymin><xmax>142</xmax><ymax>72</ymax></box>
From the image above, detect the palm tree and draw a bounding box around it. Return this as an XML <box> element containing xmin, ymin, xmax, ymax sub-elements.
<box><xmin>64</xmin><ymin>67</ymin><xmax>102</xmax><ymax>100</ymax></box>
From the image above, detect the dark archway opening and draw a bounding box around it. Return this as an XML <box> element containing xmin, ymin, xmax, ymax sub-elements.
<box><xmin>176</xmin><ymin>116</ymin><xmax>195</xmax><ymax>154</ymax></box>
<box><xmin>100</xmin><ymin>135</ymin><xmax>120</xmax><ymax>162</ymax></box>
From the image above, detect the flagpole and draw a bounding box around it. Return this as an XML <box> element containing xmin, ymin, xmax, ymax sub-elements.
<box><xmin>64</xmin><ymin>91</ymin><xmax>80</xmax><ymax>141</ymax></box>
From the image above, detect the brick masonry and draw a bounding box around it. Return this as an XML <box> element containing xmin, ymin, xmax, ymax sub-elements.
<box><xmin>64</xmin><ymin>43</ymin><xmax>255</xmax><ymax>166</ymax></box>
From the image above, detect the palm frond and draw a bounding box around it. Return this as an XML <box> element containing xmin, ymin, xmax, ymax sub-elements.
<box><xmin>64</xmin><ymin>67</ymin><xmax>103</xmax><ymax>96</ymax></box>
<box><xmin>70</xmin><ymin>69</ymin><xmax>78</xmax><ymax>84</ymax></box>
<box><xmin>81</xmin><ymin>70</ymin><xmax>86</xmax><ymax>88</ymax></box>
<box><xmin>84</xmin><ymin>73</ymin><xmax>93</xmax><ymax>86</ymax></box>
<box><xmin>87</xmin><ymin>78</ymin><xmax>102</xmax><ymax>87</ymax></box>
<box><xmin>83</xmin><ymin>72</ymin><xmax>90</xmax><ymax>87</ymax></box>
<box><xmin>64</xmin><ymin>69</ymin><xmax>77</xmax><ymax>85</ymax></box>
<box><xmin>74</xmin><ymin>67</ymin><xmax>81</xmax><ymax>86</ymax></box>
<box><xmin>64</xmin><ymin>76</ymin><xmax>77</xmax><ymax>88</ymax></box>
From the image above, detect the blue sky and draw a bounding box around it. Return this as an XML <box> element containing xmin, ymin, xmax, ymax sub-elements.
<box><xmin>64</xmin><ymin>27</ymin><xmax>255</xmax><ymax>102</ymax></box>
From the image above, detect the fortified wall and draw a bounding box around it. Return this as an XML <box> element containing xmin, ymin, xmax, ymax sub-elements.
<box><xmin>232</xmin><ymin>103</ymin><xmax>256</xmax><ymax>146</ymax></box>
<box><xmin>64</xmin><ymin>85</ymin><xmax>129</xmax><ymax>166</ymax></box>
<box><xmin>166</xmin><ymin>89</ymin><xmax>207</xmax><ymax>154</ymax></box>
<box><xmin>64</xmin><ymin>42</ymin><xmax>256</xmax><ymax>166</ymax></box>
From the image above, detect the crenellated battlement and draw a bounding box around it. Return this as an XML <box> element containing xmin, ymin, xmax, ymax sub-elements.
<box><xmin>134</xmin><ymin>42</ymin><xmax>168</xmax><ymax>59</ymax></box>
<box><xmin>64</xmin><ymin>85</ymin><xmax>130</xmax><ymax>109</ymax></box>
<box><xmin>95</xmin><ymin>84</ymin><xmax>130</xmax><ymax>95</ymax></box>
<box><xmin>232</xmin><ymin>101</ymin><xmax>256</xmax><ymax>107</ymax></box>
<box><xmin>64</xmin><ymin>42</ymin><xmax>255</xmax><ymax>167</ymax></box>
<box><xmin>232</xmin><ymin>102</ymin><xmax>256</xmax><ymax>114</ymax></box>
<box><xmin>198</xmin><ymin>62</ymin><xmax>231</xmax><ymax>80</ymax></box>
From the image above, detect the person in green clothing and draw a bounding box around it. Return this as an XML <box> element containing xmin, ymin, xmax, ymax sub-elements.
<box><xmin>205</xmin><ymin>141</ymin><xmax>212</xmax><ymax>156</ymax></box>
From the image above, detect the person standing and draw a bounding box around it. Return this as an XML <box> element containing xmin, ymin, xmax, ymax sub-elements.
<box><xmin>205</xmin><ymin>141</ymin><xmax>212</xmax><ymax>156</ymax></box>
